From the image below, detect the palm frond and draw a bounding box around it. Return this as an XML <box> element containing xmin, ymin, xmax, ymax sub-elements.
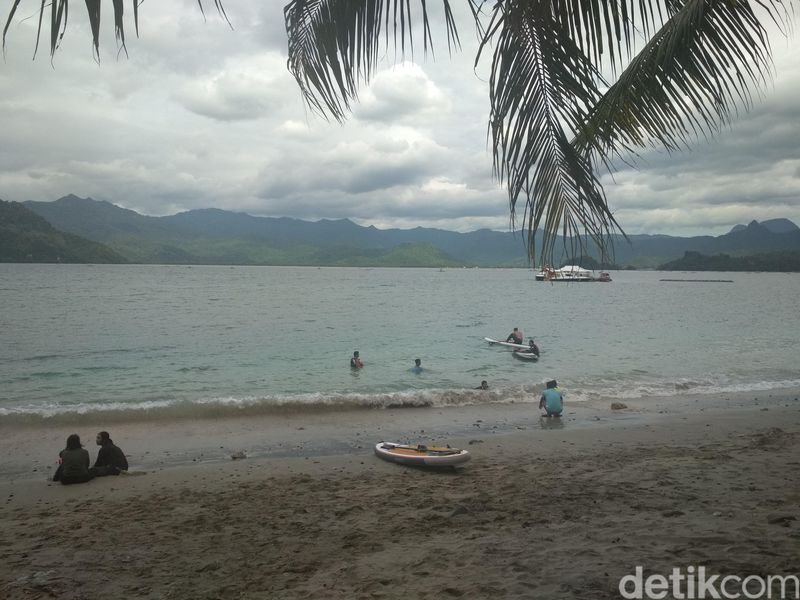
<box><xmin>3</xmin><ymin>1</ymin><xmax>230</xmax><ymax>59</ymax></box>
<box><xmin>50</xmin><ymin>0</ymin><xmax>68</xmax><ymax>60</ymax></box>
<box><xmin>285</xmin><ymin>0</ymin><xmax>459</xmax><ymax>121</ymax></box>
<box><xmin>479</xmin><ymin>0</ymin><xmax>622</xmax><ymax>264</ymax></box>
<box><xmin>574</xmin><ymin>0</ymin><xmax>789</xmax><ymax>160</ymax></box>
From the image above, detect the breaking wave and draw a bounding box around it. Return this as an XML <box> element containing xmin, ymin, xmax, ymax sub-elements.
<box><xmin>0</xmin><ymin>385</ymin><xmax>542</xmax><ymax>426</ymax></box>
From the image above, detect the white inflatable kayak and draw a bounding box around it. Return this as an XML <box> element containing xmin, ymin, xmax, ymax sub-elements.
<box><xmin>512</xmin><ymin>350</ymin><xmax>539</xmax><ymax>361</ymax></box>
<box><xmin>484</xmin><ymin>336</ymin><xmax>529</xmax><ymax>350</ymax></box>
<box><xmin>374</xmin><ymin>442</ymin><xmax>471</xmax><ymax>467</ymax></box>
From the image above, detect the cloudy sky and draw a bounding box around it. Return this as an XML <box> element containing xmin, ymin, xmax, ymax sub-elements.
<box><xmin>1</xmin><ymin>1</ymin><xmax>798</xmax><ymax>237</ymax></box>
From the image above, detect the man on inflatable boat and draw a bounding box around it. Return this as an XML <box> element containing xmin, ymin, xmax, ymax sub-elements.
<box><xmin>506</xmin><ymin>327</ymin><xmax>523</xmax><ymax>344</ymax></box>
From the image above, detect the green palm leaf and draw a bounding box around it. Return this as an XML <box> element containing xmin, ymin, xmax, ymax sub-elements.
<box><xmin>3</xmin><ymin>1</ymin><xmax>230</xmax><ymax>60</ymax></box>
<box><xmin>574</xmin><ymin>0</ymin><xmax>788</xmax><ymax>159</ymax></box>
<box><xmin>284</xmin><ymin>0</ymin><xmax>460</xmax><ymax>121</ymax></box>
<box><xmin>479</xmin><ymin>0</ymin><xmax>623</xmax><ymax>263</ymax></box>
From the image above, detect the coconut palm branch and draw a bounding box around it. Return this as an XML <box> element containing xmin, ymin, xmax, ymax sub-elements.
<box><xmin>2</xmin><ymin>1</ymin><xmax>230</xmax><ymax>61</ymax></box>
<box><xmin>284</xmin><ymin>0</ymin><xmax>460</xmax><ymax>120</ymax></box>
<box><xmin>284</xmin><ymin>0</ymin><xmax>794</xmax><ymax>264</ymax></box>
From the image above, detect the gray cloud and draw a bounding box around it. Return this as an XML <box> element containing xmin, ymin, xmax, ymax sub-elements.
<box><xmin>0</xmin><ymin>2</ymin><xmax>798</xmax><ymax>237</ymax></box>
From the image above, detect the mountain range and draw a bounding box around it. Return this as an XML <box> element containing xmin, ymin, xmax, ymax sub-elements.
<box><xmin>3</xmin><ymin>194</ymin><xmax>800</xmax><ymax>267</ymax></box>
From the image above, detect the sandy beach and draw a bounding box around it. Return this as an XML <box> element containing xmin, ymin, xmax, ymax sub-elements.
<box><xmin>1</xmin><ymin>390</ymin><xmax>798</xmax><ymax>599</ymax></box>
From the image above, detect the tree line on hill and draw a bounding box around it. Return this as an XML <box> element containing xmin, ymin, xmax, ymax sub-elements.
<box><xmin>2</xmin><ymin>195</ymin><xmax>800</xmax><ymax>270</ymax></box>
<box><xmin>659</xmin><ymin>251</ymin><xmax>800</xmax><ymax>272</ymax></box>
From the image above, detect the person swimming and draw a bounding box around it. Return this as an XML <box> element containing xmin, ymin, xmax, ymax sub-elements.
<box><xmin>350</xmin><ymin>350</ymin><xmax>363</xmax><ymax>369</ymax></box>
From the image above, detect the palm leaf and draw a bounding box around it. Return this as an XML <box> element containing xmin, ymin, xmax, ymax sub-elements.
<box><xmin>574</xmin><ymin>0</ymin><xmax>789</xmax><ymax>161</ymax></box>
<box><xmin>478</xmin><ymin>0</ymin><xmax>622</xmax><ymax>263</ymax></box>
<box><xmin>3</xmin><ymin>1</ymin><xmax>230</xmax><ymax>59</ymax></box>
<box><xmin>285</xmin><ymin>0</ymin><xmax>459</xmax><ymax>121</ymax></box>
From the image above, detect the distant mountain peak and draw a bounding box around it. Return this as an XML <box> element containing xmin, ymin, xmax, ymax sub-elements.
<box><xmin>762</xmin><ymin>218</ymin><xmax>799</xmax><ymax>234</ymax></box>
<box><xmin>58</xmin><ymin>194</ymin><xmax>93</xmax><ymax>204</ymax></box>
<box><xmin>729</xmin><ymin>218</ymin><xmax>798</xmax><ymax>235</ymax></box>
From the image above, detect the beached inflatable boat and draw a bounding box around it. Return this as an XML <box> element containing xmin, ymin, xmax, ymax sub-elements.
<box><xmin>374</xmin><ymin>442</ymin><xmax>471</xmax><ymax>467</ymax></box>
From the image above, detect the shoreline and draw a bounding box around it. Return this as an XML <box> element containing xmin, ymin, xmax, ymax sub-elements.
<box><xmin>1</xmin><ymin>392</ymin><xmax>798</xmax><ymax>599</ymax></box>
<box><xmin>1</xmin><ymin>388</ymin><xmax>798</xmax><ymax>483</ymax></box>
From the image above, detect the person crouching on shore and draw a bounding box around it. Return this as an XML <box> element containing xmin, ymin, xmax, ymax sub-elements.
<box><xmin>539</xmin><ymin>380</ymin><xmax>563</xmax><ymax>417</ymax></box>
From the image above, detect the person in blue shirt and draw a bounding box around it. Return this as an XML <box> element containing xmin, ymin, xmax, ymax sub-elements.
<box><xmin>539</xmin><ymin>379</ymin><xmax>563</xmax><ymax>417</ymax></box>
<box><xmin>410</xmin><ymin>358</ymin><xmax>423</xmax><ymax>374</ymax></box>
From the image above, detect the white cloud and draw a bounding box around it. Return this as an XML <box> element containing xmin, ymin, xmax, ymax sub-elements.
<box><xmin>0</xmin><ymin>1</ymin><xmax>798</xmax><ymax>237</ymax></box>
<box><xmin>173</xmin><ymin>54</ymin><xmax>290</xmax><ymax>121</ymax></box>
<box><xmin>354</xmin><ymin>63</ymin><xmax>451</xmax><ymax>124</ymax></box>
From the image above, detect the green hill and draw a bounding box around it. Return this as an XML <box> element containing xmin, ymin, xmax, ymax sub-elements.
<box><xmin>659</xmin><ymin>250</ymin><xmax>800</xmax><ymax>272</ymax></box>
<box><xmin>316</xmin><ymin>243</ymin><xmax>463</xmax><ymax>267</ymax></box>
<box><xmin>0</xmin><ymin>200</ymin><xmax>127</xmax><ymax>263</ymax></box>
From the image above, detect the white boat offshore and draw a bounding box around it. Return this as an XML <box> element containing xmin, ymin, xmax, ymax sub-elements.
<box><xmin>535</xmin><ymin>265</ymin><xmax>611</xmax><ymax>282</ymax></box>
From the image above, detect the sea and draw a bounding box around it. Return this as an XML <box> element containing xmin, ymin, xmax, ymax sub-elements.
<box><xmin>1</xmin><ymin>264</ymin><xmax>799</xmax><ymax>424</ymax></box>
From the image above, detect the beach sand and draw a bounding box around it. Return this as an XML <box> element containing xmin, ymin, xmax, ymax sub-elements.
<box><xmin>1</xmin><ymin>391</ymin><xmax>798</xmax><ymax>599</ymax></box>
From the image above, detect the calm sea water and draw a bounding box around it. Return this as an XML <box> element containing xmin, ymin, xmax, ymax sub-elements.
<box><xmin>1</xmin><ymin>264</ymin><xmax>798</xmax><ymax>423</ymax></box>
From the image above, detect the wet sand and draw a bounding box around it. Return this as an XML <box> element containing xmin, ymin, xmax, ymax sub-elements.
<box><xmin>1</xmin><ymin>391</ymin><xmax>798</xmax><ymax>599</ymax></box>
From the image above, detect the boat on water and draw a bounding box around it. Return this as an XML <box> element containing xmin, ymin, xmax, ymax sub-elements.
<box><xmin>512</xmin><ymin>350</ymin><xmax>539</xmax><ymax>361</ymax></box>
<box><xmin>535</xmin><ymin>265</ymin><xmax>612</xmax><ymax>282</ymax></box>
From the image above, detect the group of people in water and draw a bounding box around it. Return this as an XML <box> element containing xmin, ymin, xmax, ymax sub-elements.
<box><xmin>348</xmin><ymin>325</ymin><xmax>561</xmax><ymax>417</ymax></box>
<box><xmin>350</xmin><ymin>351</ymin><xmax>426</xmax><ymax>375</ymax></box>
<box><xmin>52</xmin><ymin>431</ymin><xmax>128</xmax><ymax>485</ymax></box>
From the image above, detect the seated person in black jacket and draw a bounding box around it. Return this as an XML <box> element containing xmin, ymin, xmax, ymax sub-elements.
<box><xmin>90</xmin><ymin>431</ymin><xmax>129</xmax><ymax>476</ymax></box>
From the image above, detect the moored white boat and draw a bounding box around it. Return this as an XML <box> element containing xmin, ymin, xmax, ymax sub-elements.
<box><xmin>535</xmin><ymin>265</ymin><xmax>610</xmax><ymax>282</ymax></box>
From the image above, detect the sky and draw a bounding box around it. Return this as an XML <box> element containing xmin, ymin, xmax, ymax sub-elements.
<box><xmin>1</xmin><ymin>1</ymin><xmax>798</xmax><ymax>237</ymax></box>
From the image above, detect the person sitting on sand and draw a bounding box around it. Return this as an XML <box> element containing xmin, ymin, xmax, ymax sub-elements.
<box><xmin>475</xmin><ymin>380</ymin><xmax>489</xmax><ymax>390</ymax></box>
<box><xmin>525</xmin><ymin>339</ymin><xmax>540</xmax><ymax>356</ymax></box>
<box><xmin>506</xmin><ymin>327</ymin><xmax>523</xmax><ymax>344</ymax></box>
<box><xmin>52</xmin><ymin>434</ymin><xmax>94</xmax><ymax>485</ymax></box>
<box><xmin>539</xmin><ymin>379</ymin><xmax>563</xmax><ymax>417</ymax></box>
<box><xmin>350</xmin><ymin>350</ymin><xmax>363</xmax><ymax>369</ymax></box>
<box><xmin>410</xmin><ymin>358</ymin><xmax>423</xmax><ymax>374</ymax></box>
<box><xmin>90</xmin><ymin>431</ymin><xmax>128</xmax><ymax>477</ymax></box>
